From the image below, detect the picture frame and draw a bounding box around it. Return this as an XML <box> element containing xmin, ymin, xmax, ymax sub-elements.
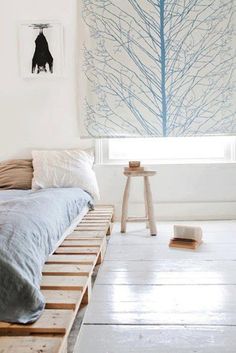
<box><xmin>19</xmin><ymin>21</ymin><xmax>64</xmax><ymax>78</ymax></box>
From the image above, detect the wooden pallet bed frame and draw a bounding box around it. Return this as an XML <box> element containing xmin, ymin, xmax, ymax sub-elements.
<box><xmin>0</xmin><ymin>205</ymin><xmax>114</xmax><ymax>353</ymax></box>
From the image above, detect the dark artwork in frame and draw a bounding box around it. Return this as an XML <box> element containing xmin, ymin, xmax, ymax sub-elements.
<box><xmin>31</xmin><ymin>24</ymin><xmax>54</xmax><ymax>75</ymax></box>
<box><xmin>19</xmin><ymin>21</ymin><xmax>63</xmax><ymax>78</ymax></box>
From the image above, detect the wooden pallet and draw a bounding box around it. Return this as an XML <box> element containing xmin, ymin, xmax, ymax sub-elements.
<box><xmin>0</xmin><ymin>205</ymin><xmax>114</xmax><ymax>353</ymax></box>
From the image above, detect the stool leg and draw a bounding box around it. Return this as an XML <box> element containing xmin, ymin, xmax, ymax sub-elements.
<box><xmin>121</xmin><ymin>176</ymin><xmax>131</xmax><ymax>233</ymax></box>
<box><xmin>144</xmin><ymin>176</ymin><xmax>157</xmax><ymax>236</ymax></box>
<box><xmin>144</xmin><ymin>182</ymin><xmax>149</xmax><ymax>229</ymax></box>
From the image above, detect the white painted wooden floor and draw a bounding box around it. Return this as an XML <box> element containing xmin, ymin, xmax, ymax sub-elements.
<box><xmin>75</xmin><ymin>221</ymin><xmax>236</xmax><ymax>352</ymax></box>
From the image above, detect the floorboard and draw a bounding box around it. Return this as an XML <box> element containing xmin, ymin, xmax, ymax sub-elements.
<box><xmin>75</xmin><ymin>221</ymin><xmax>236</xmax><ymax>352</ymax></box>
<box><xmin>77</xmin><ymin>325</ymin><xmax>236</xmax><ymax>353</ymax></box>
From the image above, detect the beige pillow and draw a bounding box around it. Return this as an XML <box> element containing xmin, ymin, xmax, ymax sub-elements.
<box><xmin>0</xmin><ymin>159</ymin><xmax>33</xmax><ymax>189</ymax></box>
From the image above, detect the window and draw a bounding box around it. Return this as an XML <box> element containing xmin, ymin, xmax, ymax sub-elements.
<box><xmin>96</xmin><ymin>136</ymin><xmax>236</xmax><ymax>164</ymax></box>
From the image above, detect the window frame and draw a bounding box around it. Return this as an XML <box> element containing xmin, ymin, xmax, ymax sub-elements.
<box><xmin>95</xmin><ymin>137</ymin><xmax>236</xmax><ymax>165</ymax></box>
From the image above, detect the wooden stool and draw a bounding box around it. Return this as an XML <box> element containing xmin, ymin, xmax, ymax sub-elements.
<box><xmin>121</xmin><ymin>170</ymin><xmax>157</xmax><ymax>236</ymax></box>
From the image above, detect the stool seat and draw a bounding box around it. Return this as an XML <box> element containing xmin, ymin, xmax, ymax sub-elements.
<box><xmin>121</xmin><ymin>169</ymin><xmax>157</xmax><ymax>236</ymax></box>
<box><xmin>124</xmin><ymin>171</ymin><xmax>156</xmax><ymax>177</ymax></box>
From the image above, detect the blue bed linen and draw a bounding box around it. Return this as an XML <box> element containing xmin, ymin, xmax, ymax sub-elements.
<box><xmin>0</xmin><ymin>189</ymin><xmax>31</xmax><ymax>202</ymax></box>
<box><xmin>0</xmin><ymin>188</ymin><xmax>92</xmax><ymax>324</ymax></box>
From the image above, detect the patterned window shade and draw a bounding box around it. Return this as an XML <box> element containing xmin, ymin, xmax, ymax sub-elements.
<box><xmin>78</xmin><ymin>0</ymin><xmax>235</xmax><ymax>138</ymax></box>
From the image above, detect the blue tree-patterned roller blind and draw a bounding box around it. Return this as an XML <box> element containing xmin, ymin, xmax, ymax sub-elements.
<box><xmin>78</xmin><ymin>0</ymin><xmax>235</xmax><ymax>137</ymax></box>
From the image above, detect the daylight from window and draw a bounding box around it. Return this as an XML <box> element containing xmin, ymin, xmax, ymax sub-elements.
<box><xmin>97</xmin><ymin>137</ymin><xmax>236</xmax><ymax>164</ymax></box>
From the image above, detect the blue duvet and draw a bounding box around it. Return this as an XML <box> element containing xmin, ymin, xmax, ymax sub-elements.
<box><xmin>0</xmin><ymin>188</ymin><xmax>92</xmax><ymax>323</ymax></box>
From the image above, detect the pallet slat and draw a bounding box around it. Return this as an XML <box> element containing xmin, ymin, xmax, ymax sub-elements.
<box><xmin>61</xmin><ymin>241</ymin><xmax>101</xmax><ymax>248</ymax></box>
<box><xmin>55</xmin><ymin>247</ymin><xmax>99</xmax><ymax>255</ymax></box>
<box><xmin>75</xmin><ymin>226</ymin><xmax>107</xmax><ymax>231</ymax></box>
<box><xmin>41</xmin><ymin>275</ymin><xmax>88</xmax><ymax>290</ymax></box>
<box><xmin>80</xmin><ymin>219</ymin><xmax>110</xmax><ymax>224</ymax></box>
<box><xmin>67</xmin><ymin>230</ymin><xmax>105</xmax><ymax>239</ymax></box>
<box><xmin>0</xmin><ymin>337</ymin><xmax>65</xmax><ymax>353</ymax></box>
<box><xmin>88</xmin><ymin>210</ymin><xmax>115</xmax><ymax>222</ymax></box>
<box><xmin>0</xmin><ymin>310</ymin><xmax>74</xmax><ymax>335</ymax></box>
<box><xmin>84</xmin><ymin>215</ymin><xmax>111</xmax><ymax>219</ymax></box>
<box><xmin>88</xmin><ymin>208</ymin><xmax>113</xmax><ymax>212</ymax></box>
<box><xmin>43</xmin><ymin>264</ymin><xmax>93</xmax><ymax>276</ymax></box>
<box><xmin>76</xmin><ymin>223</ymin><xmax>108</xmax><ymax>228</ymax></box>
<box><xmin>93</xmin><ymin>205</ymin><xmax>114</xmax><ymax>209</ymax></box>
<box><xmin>42</xmin><ymin>290</ymin><xmax>83</xmax><ymax>310</ymax></box>
<box><xmin>62</xmin><ymin>239</ymin><xmax>102</xmax><ymax>246</ymax></box>
<box><xmin>60</xmin><ymin>243</ymin><xmax>100</xmax><ymax>248</ymax></box>
<box><xmin>88</xmin><ymin>209</ymin><xmax>113</xmax><ymax>212</ymax></box>
<box><xmin>46</xmin><ymin>254</ymin><xmax>97</xmax><ymax>265</ymax></box>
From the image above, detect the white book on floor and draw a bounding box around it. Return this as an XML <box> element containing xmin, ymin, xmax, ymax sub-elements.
<box><xmin>173</xmin><ymin>225</ymin><xmax>203</xmax><ymax>242</ymax></box>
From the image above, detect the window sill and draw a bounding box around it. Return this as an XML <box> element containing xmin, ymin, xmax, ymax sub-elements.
<box><xmin>95</xmin><ymin>159</ymin><xmax>236</xmax><ymax>166</ymax></box>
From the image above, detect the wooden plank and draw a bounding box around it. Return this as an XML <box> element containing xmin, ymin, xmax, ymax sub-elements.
<box><xmin>61</xmin><ymin>239</ymin><xmax>102</xmax><ymax>247</ymax></box>
<box><xmin>88</xmin><ymin>210</ymin><xmax>113</xmax><ymax>214</ymax></box>
<box><xmin>87</xmin><ymin>214</ymin><xmax>112</xmax><ymax>219</ymax></box>
<box><xmin>66</xmin><ymin>235</ymin><xmax>105</xmax><ymax>241</ymax></box>
<box><xmin>87</xmin><ymin>215</ymin><xmax>113</xmax><ymax>221</ymax></box>
<box><xmin>43</xmin><ymin>264</ymin><xmax>93</xmax><ymax>276</ymax></box>
<box><xmin>41</xmin><ymin>275</ymin><xmax>88</xmax><ymax>290</ymax></box>
<box><xmin>89</xmin><ymin>208</ymin><xmax>113</xmax><ymax>212</ymax></box>
<box><xmin>96</xmin><ymin>240</ymin><xmax>107</xmax><ymax>265</ymax></box>
<box><xmin>87</xmin><ymin>209</ymin><xmax>113</xmax><ymax>214</ymax></box>
<box><xmin>94</xmin><ymin>209</ymin><xmax>114</xmax><ymax>212</ymax></box>
<box><xmin>42</xmin><ymin>289</ymin><xmax>83</xmax><ymax>310</ymax></box>
<box><xmin>89</xmin><ymin>207</ymin><xmax>113</xmax><ymax>210</ymax></box>
<box><xmin>66</xmin><ymin>230</ymin><xmax>106</xmax><ymax>239</ymax></box>
<box><xmin>80</xmin><ymin>219</ymin><xmax>110</xmax><ymax>224</ymax></box>
<box><xmin>43</xmin><ymin>277</ymin><xmax>92</xmax><ymax>310</ymax></box>
<box><xmin>81</xmin><ymin>278</ymin><xmax>92</xmax><ymax>305</ymax></box>
<box><xmin>46</xmin><ymin>254</ymin><xmax>97</xmax><ymax>265</ymax></box>
<box><xmin>60</xmin><ymin>243</ymin><xmax>100</xmax><ymax>248</ymax></box>
<box><xmin>75</xmin><ymin>226</ymin><xmax>107</xmax><ymax>231</ymax></box>
<box><xmin>111</xmin><ymin>211</ymin><xmax>115</xmax><ymax>223</ymax></box>
<box><xmin>0</xmin><ymin>310</ymin><xmax>74</xmax><ymax>335</ymax></box>
<box><xmin>55</xmin><ymin>247</ymin><xmax>99</xmax><ymax>255</ymax></box>
<box><xmin>84</xmin><ymin>215</ymin><xmax>111</xmax><ymax>220</ymax></box>
<box><xmin>106</xmin><ymin>223</ymin><xmax>113</xmax><ymax>236</ymax></box>
<box><xmin>93</xmin><ymin>205</ymin><xmax>114</xmax><ymax>209</ymax></box>
<box><xmin>101</xmin><ymin>236</ymin><xmax>107</xmax><ymax>249</ymax></box>
<box><xmin>0</xmin><ymin>336</ymin><xmax>64</xmax><ymax>353</ymax></box>
<box><xmin>75</xmin><ymin>224</ymin><xmax>107</xmax><ymax>228</ymax></box>
<box><xmin>88</xmin><ymin>208</ymin><xmax>114</xmax><ymax>222</ymax></box>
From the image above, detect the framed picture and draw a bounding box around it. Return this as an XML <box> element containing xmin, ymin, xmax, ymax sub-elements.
<box><xmin>19</xmin><ymin>21</ymin><xmax>64</xmax><ymax>78</ymax></box>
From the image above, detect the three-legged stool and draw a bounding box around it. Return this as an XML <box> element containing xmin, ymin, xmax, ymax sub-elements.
<box><xmin>121</xmin><ymin>170</ymin><xmax>157</xmax><ymax>236</ymax></box>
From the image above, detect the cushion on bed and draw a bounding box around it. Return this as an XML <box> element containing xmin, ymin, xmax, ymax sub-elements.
<box><xmin>0</xmin><ymin>159</ymin><xmax>33</xmax><ymax>189</ymax></box>
<box><xmin>32</xmin><ymin>149</ymin><xmax>100</xmax><ymax>200</ymax></box>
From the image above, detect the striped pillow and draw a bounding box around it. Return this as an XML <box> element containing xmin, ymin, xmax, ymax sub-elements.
<box><xmin>0</xmin><ymin>159</ymin><xmax>33</xmax><ymax>189</ymax></box>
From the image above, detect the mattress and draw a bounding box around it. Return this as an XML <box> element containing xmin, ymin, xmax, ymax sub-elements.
<box><xmin>0</xmin><ymin>188</ymin><xmax>92</xmax><ymax>324</ymax></box>
<box><xmin>51</xmin><ymin>203</ymin><xmax>89</xmax><ymax>255</ymax></box>
<box><xmin>0</xmin><ymin>189</ymin><xmax>89</xmax><ymax>255</ymax></box>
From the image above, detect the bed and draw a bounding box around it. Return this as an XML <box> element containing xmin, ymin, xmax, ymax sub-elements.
<box><xmin>0</xmin><ymin>188</ymin><xmax>92</xmax><ymax>324</ymax></box>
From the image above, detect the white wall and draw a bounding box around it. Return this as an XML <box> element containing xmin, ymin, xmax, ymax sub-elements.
<box><xmin>95</xmin><ymin>163</ymin><xmax>236</xmax><ymax>220</ymax></box>
<box><xmin>0</xmin><ymin>0</ymin><xmax>235</xmax><ymax>221</ymax></box>
<box><xmin>0</xmin><ymin>0</ymin><xmax>92</xmax><ymax>161</ymax></box>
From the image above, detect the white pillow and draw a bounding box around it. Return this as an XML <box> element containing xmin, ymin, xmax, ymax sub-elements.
<box><xmin>32</xmin><ymin>149</ymin><xmax>100</xmax><ymax>200</ymax></box>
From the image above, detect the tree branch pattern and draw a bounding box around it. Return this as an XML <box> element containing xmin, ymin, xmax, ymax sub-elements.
<box><xmin>80</xmin><ymin>0</ymin><xmax>235</xmax><ymax>137</ymax></box>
